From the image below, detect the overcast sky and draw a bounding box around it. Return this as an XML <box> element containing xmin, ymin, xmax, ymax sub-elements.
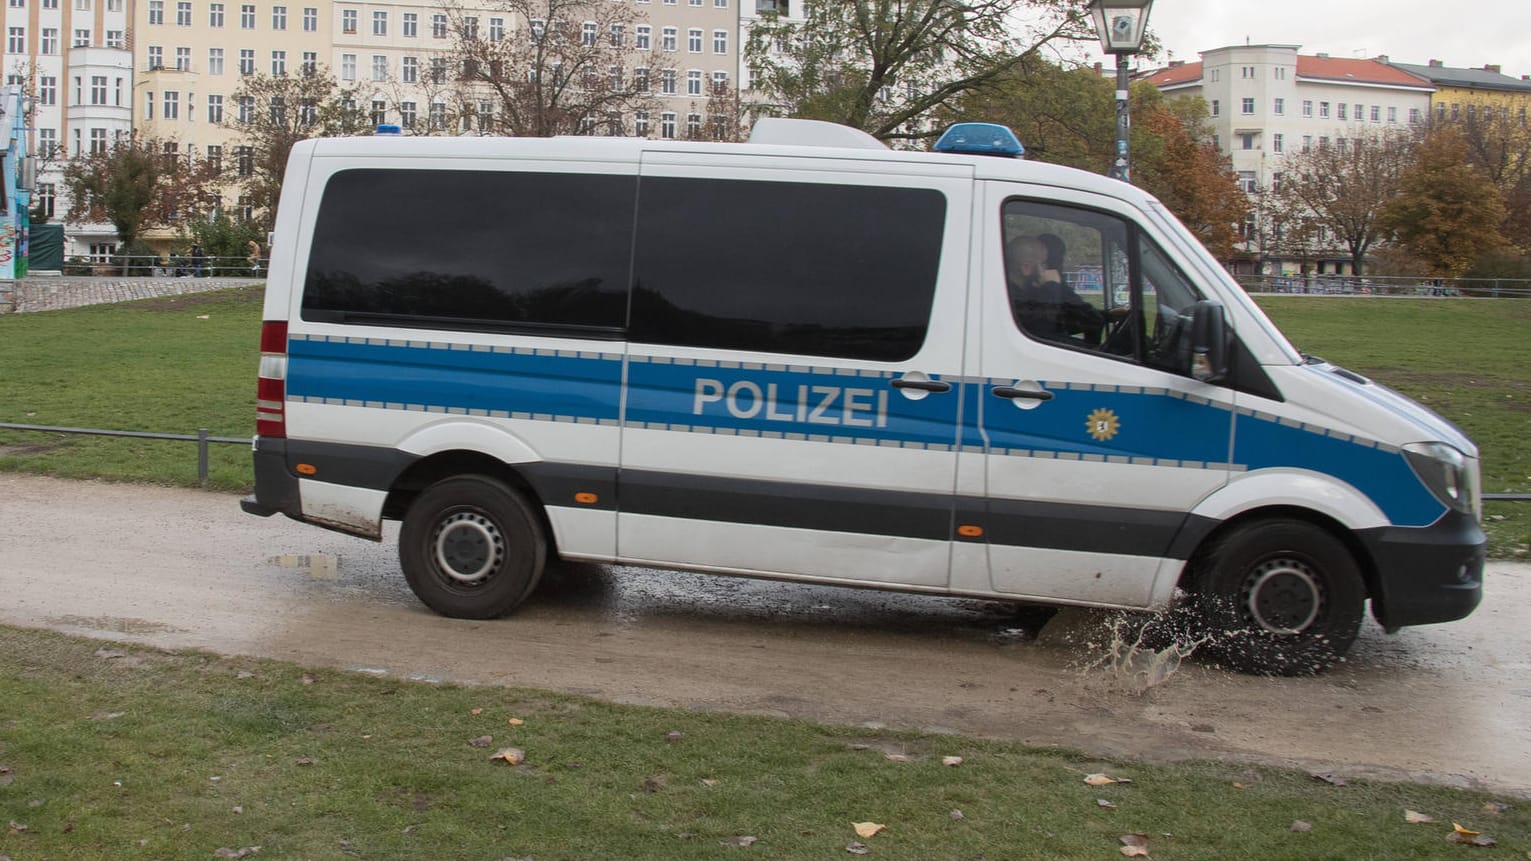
<box><xmin>1083</xmin><ymin>0</ymin><xmax>1531</xmax><ymax>78</ymax></box>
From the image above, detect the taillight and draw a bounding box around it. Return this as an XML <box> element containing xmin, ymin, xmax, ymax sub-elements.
<box><xmin>256</xmin><ymin>320</ymin><xmax>288</xmax><ymax>439</ymax></box>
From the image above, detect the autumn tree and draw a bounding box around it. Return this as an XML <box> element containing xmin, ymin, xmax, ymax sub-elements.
<box><xmin>1269</xmin><ymin>128</ymin><xmax>1415</xmax><ymax>276</ymax></box>
<box><xmin>440</xmin><ymin>0</ymin><xmax>667</xmax><ymax>137</ymax></box>
<box><xmin>64</xmin><ymin>135</ymin><xmax>224</xmax><ymax>258</ymax></box>
<box><xmin>227</xmin><ymin>68</ymin><xmax>371</xmax><ymax>229</ymax></box>
<box><xmin>1132</xmin><ymin>104</ymin><xmax>1246</xmax><ymax>259</ymax></box>
<box><xmin>745</xmin><ymin>0</ymin><xmax>1097</xmax><ymax>143</ymax></box>
<box><xmin>1444</xmin><ymin>103</ymin><xmax>1531</xmax><ymax>252</ymax></box>
<box><xmin>1380</xmin><ymin>127</ymin><xmax>1506</xmax><ymax>277</ymax></box>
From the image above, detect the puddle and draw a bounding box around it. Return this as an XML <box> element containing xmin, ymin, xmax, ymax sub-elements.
<box><xmin>268</xmin><ymin>554</ymin><xmax>339</xmax><ymax>580</ymax></box>
<box><xmin>46</xmin><ymin>615</ymin><xmax>186</xmax><ymax>635</ymax></box>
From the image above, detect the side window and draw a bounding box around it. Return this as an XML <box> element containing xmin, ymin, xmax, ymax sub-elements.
<box><xmin>630</xmin><ymin>177</ymin><xmax>946</xmax><ymax>362</ymax></box>
<box><xmin>1001</xmin><ymin>199</ymin><xmax>1202</xmax><ymax>369</ymax></box>
<box><xmin>302</xmin><ymin>169</ymin><xmax>636</xmax><ymax>333</ymax></box>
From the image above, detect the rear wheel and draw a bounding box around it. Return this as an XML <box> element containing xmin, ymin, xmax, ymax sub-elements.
<box><xmin>399</xmin><ymin>476</ymin><xmax>546</xmax><ymax>619</ymax></box>
<box><xmin>1188</xmin><ymin>519</ymin><xmax>1365</xmax><ymax>676</ymax></box>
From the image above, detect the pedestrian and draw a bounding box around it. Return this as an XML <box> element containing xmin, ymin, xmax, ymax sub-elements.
<box><xmin>247</xmin><ymin>239</ymin><xmax>261</xmax><ymax>274</ymax></box>
<box><xmin>191</xmin><ymin>243</ymin><xmax>206</xmax><ymax>277</ymax></box>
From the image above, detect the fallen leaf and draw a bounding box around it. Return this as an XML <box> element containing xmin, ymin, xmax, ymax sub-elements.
<box><xmin>1232</xmin><ymin>782</ymin><xmax>1248</xmax><ymax>789</ymax></box>
<box><xmin>7</xmin><ymin>821</ymin><xmax>28</xmax><ymax>834</ymax></box>
<box><xmin>701</xmin><ymin>779</ymin><xmax>720</xmax><ymax>787</ymax></box>
<box><xmin>942</xmin><ymin>756</ymin><xmax>963</xmax><ymax>767</ymax></box>
<box><xmin>666</xmin><ymin>731</ymin><xmax>685</xmax><ymax>742</ymax></box>
<box><xmin>1453</xmin><ymin>823</ymin><xmax>1480</xmax><ymax>839</ymax></box>
<box><xmin>1119</xmin><ymin>833</ymin><xmax>1150</xmax><ymax>857</ymax></box>
<box><xmin>846</xmin><ymin>842</ymin><xmax>870</xmax><ymax>855</ymax></box>
<box><xmin>1086</xmin><ymin>773</ymin><xmax>1131</xmax><ymax>786</ymax></box>
<box><xmin>1291</xmin><ymin>820</ymin><xmax>1313</xmax><ymax>833</ymax></box>
<box><xmin>196</xmin><ymin>314</ymin><xmax>210</xmax><ymax>320</ymax></box>
<box><xmin>294</xmin><ymin>757</ymin><xmax>316</xmax><ymax>766</ymax></box>
<box><xmin>1310</xmin><ymin>772</ymin><xmax>1348</xmax><ymax>786</ymax></box>
<box><xmin>236</xmin><ymin>671</ymin><xmax>256</xmax><ymax>679</ymax></box>
<box><xmin>719</xmin><ymin>835</ymin><xmax>756</xmax><ymax>847</ymax></box>
<box><xmin>508</xmin><ymin>718</ymin><xmax>525</xmax><ymax>726</ymax></box>
<box><xmin>490</xmin><ymin>747</ymin><xmax>525</xmax><ymax>765</ymax></box>
<box><xmin>1484</xmin><ymin>802</ymin><xmax>1511</xmax><ymax>815</ymax></box>
<box><xmin>300</xmin><ymin>674</ymin><xmax>317</xmax><ymax>685</ymax></box>
<box><xmin>640</xmin><ymin>776</ymin><xmax>666</xmax><ymax>793</ymax></box>
<box><xmin>468</xmin><ymin>736</ymin><xmax>494</xmax><ymax>748</ymax></box>
<box><xmin>1405</xmin><ymin>810</ymin><xmax>1436</xmax><ymax>824</ymax></box>
<box><xmin>949</xmin><ymin>809</ymin><xmax>965</xmax><ymax>821</ymax></box>
<box><xmin>94</xmin><ymin>648</ymin><xmax>128</xmax><ymax>659</ymax></box>
<box><xmin>852</xmin><ymin>822</ymin><xmax>885</xmax><ymax>839</ymax></box>
<box><xmin>848</xmin><ymin>743</ymin><xmax>872</xmax><ymax>751</ymax></box>
<box><xmin>402</xmin><ymin>824</ymin><xmax>419</xmax><ymax>834</ymax></box>
<box><xmin>1121</xmin><ymin>848</ymin><xmax>1150</xmax><ymax>858</ymax></box>
<box><xmin>1448</xmin><ymin>830</ymin><xmax>1498</xmax><ymax>848</ymax></box>
<box><xmin>213</xmin><ymin>847</ymin><xmax>261</xmax><ymax>859</ymax></box>
<box><xmin>884</xmin><ymin>754</ymin><xmax>911</xmax><ymax>763</ymax></box>
<box><xmin>1097</xmin><ymin>799</ymin><xmax>1118</xmax><ymax>810</ymax></box>
<box><xmin>232</xmin><ymin>806</ymin><xmax>243</xmax><ymax>814</ymax></box>
<box><xmin>470</xmin><ymin>708</ymin><xmax>482</xmax><ymax>716</ymax></box>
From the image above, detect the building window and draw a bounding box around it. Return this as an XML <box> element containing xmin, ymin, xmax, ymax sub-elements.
<box><xmin>209</xmin><ymin>2</ymin><xmax>223</xmax><ymax>26</ymax></box>
<box><xmin>1238</xmin><ymin>170</ymin><xmax>1257</xmax><ymax>193</ymax></box>
<box><xmin>661</xmin><ymin>68</ymin><xmax>676</xmax><ymax>95</ymax></box>
<box><xmin>1409</xmin><ymin>107</ymin><xmax>1421</xmax><ymax>125</ymax></box>
<box><xmin>1241</xmin><ymin>65</ymin><xmax>1254</xmax><ymax>78</ymax></box>
<box><xmin>174</xmin><ymin>0</ymin><xmax>190</xmax><ymax>24</ymax></box>
<box><xmin>634</xmin><ymin>110</ymin><xmax>649</xmax><ymax>136</ymax></box>
<box><xmin>713</xmin><ymin>29</ymin><xmax>727</xmax><ymax>54</ymax></box>
<box><xmin>429</xmin><ymin>101</ymin><xmax>445</xmax><ymax>130</ymax></box>
<box><xmin>72</xmin><ymin>27</ymin><xmax>90</xmax><ymax>46</ymax></box>
<box><xmin>398</xmin><ymin>100</ymin><xmax>414</xmax><ymax>129</ymax></box>
<box><xmin>1240</xmin><ymin>133</ymin><xmax>1255</xmax><ymax>150</ymax></box>
<box><xmin>236</xmin><ymin>145</ymin><xmax>253</xmax><ymax>176</ymax></box>
<box><xmin>206</xmin><ymin>144</ymin><xmax>222</xmax><ymax>171</ymax></box>
<box><xmin>90</xmin><ymin>242</ymin><xmax>115</xmax><ymax>261</ymax></box>
<box><xmin>239</xmin><ymin>4</ymin><xmax>254</xmax><ymax>28</ymax></box>
<box><xmin>237</xmin><ymin>94</ymin><xmax>253</xmax><ymax>122</ymax></box>
<box><xmin>402</xmin><ymin>56</ymin><xmax>417</xmax><ymax>83</ymax></box>
<box><xmin>430</xmin><ymin>57</ymin><xmax>445</xmax><ymax>83</ymax></box>
<box><xmin>207</xmin><ymin>93</ymin><xmax>223</xmax><ymax>122</ymax></box>
<box><xmin>1354</xmin><ymin>103</ymin><xmax>1363</xmax><ymax>121</ymax></box>
<box><xmin>271</xmin><ymin>5</ymin><xmax>286</xmax><ymax>29</ymax></box>
<box><xmin>341</xmin><ymin>9</ymin><xmax>356</xmax><ymax>33</ymax></box>
<box><xmin>39</xmin><ymin>76</ymin><xmax>56</xmax><ymax>105</ymax></box>
<box><xmin>340</xmin><ymin>53</ymin><xmax>356</xmax><ymax>80</ymax></box>
<box><xmin>148</xmin><ymin>0</ymin><xmax>164</xmax><ymax>23</ymax></box>
<box><xmin>1302</xmin><ymin>100</ymin><xmax>1312</xmax><ymax>118</ymax></box>
<box><xmin>581</xmin><ymin>20</ymin><xmax>596</xmax><ymax>46</ymax></box>
<box><xmin>175</xmin><ymin>46</ymin><xmax>191</xmax><ymax>70</ymax></box>
<box><xmin>370</xmin><ymin>98</ymin><xmax>386</xmax><ymax>126</ymax></box>
<box><xmin>6</xmin><ymin>28</ymin><xmax>23</xmax><ymax>54</ymax></box>
<box><xmin>372</xmin><ymin>10</ymin><xmax>386</xmax><ymax>35</ymax></box>
<box><xmin>635</xmin><ymin>25</ymin><xmax>650</xmax><ymax>50</ymax></box>
<box><xmin>106</xmin><ymin>30</ymin><xmax>123</xmax><ymax>47</ymax></box>
<box><xmin>1241</xmin><ymin>97</ymin><xmax>1254</xmax><ymax>114</ymax></box>
<box><xmin>41</xmin><ymin>28</ymin><xmax>57</xmax><ymax>53</ymax></box>
<box><xmin>1272</xmin><ymin>133</ymin><xmax>1283</xmax><ymax>153</ymax></box>
<box><xmin>237</xmin><ymin>195</ymin><xmax>254</xmax><ymax>222</ymax></box>
<box><xmin>302</xmin><ymin>51</ymin><xmax>316</xmax><ymax>75</ymax></box>
<box><xmin>661</xmin><ymin>26</ymin><xmax>676</xmax><ymax>51</ymax></box>
<box><xmin>1371</xmin><ymin>105</ymin><xmax>1381</xmax><ymax>122</ymax></box>
<box><xmin>1302</xmin><ymin>134</ymin><xmax>1311</xmax><ymax>152</ymax></box>
<box><xmin>163</xmin><ymin>90</ymin><xmax>179</xmax><ymax>119</ymax></box>
<box><xmin>661</xmin><ymin>110</ymin><xmax>676</xmax><ymax>139</ymax></box>
<box><xmin>461</xmin><ymin>15</ymin><xmax>477</xmax><ymax>39</ymax></box>
<box><xmin>712</xmin><ymin>70</ymin><xmax>728</xmax><ymax>93</ymax></box>
<box><xmin>272</xmin><ymin>50</ymin><xmax>286</xmax><ymax>76</ymax></box>
<box><xmin>1273</xmin><ymin>97</ymin><xmax>1284</xmax><ymax>115</ymax></box>
<box><xmin>431</xmin><ymin>13</ymin><xmax>446</xmax><ymax>37</ymax></box>
<box><xmin>688</xmin><ymin>27</ymin><xmax>701</xmax><ymax>52</ymax></box>
<box><xmin>239</xmin><ymin>48</ymin><xmax>254</xmax><ymax>75</ymax></box>
<box><xmin>686</xmin><ymin>112</ymin><xmax>700</xmax><ymax>137</ymax></box>
<box><xmin>687</xmin><ymin>69</ymin><xmax>701</xmax><ymax>96</ymax></box>
<box><xmin>89</xmin><ymin>75</ymin><xmax>106</xmax><ymax>104</ymax></box>
<box><xmin>149</xmin><ymin>46</ymin><xmax>164</xmax><ymax>69</ymax></box>
<box><xmin>371</xmin><ymin>54</ymin><xmax>386</xmax><ymax>80</ymax></box>
<box><xmin>401</xmin><ymin>11</ymin><xmax>416</xmax><ymax>36</ymax></box>
<box><xmin>36</xmin><ymin>183</ymin><xmax>55</xmax><ymax>218</ymax></box>
<box><xmin>1318</xmin><ymin>101</ymin><xmax>1329</xmax><ymax>119</ymax></box>
<box><xmin>633</xmin><ymin>67</ymin><xmax>649</xmax><ymax>91</ymax></box>
<box><xmin>1274</xmin><ymin>66</ymin><xmax>1286</xmax><ymax>80</ymax></box>
<box><xmin>209</xmin><ymin>48</ymin><xmax>224</xmax><ymax>74</ymax></box>
<box><xmin>303</xmin><ymin>6</ymin><xmax>317</xmax><ymax>31</ymax></box>
<box><xmin>490</xmin><ymin>17</ymin><xmax>505</xmax><ymax>42</ymax></box>
<box><xmin>1337</xmin><ymin>103</ymin><xmax>1347</xmax><ymax>121</ymax></box>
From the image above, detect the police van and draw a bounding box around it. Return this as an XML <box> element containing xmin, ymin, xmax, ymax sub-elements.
<box><xmin>241</xmin><ymin>119</ymin><xmax>1484</xmax><ymax>675</ymax></box>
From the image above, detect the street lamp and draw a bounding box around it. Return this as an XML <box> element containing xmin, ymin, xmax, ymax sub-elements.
<box><xmin>1087</xmin><ymin>0</ymin><xmax>1154</xmax><ymax>183</ymax></box>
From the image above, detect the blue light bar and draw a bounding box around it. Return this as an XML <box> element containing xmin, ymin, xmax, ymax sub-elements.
<box><xmin>933</xmin><ymin>123</ymin><xmax>1025</xmax><ymax>158</ymax></box>
<box><xmin>374</xmin><ymin>123</ymin><xmax>403</xmax><ymax>136</ymax></box>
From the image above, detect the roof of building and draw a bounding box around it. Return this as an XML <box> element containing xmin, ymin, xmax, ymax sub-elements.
<box><xmin>1142</xmin><ymin>52</ymin><xmax>1435</xmax><ymax>91</ymax></box>
<box><xmin>1387</xmin><ymin>61</ymin><xmax>1531</xmax><ymax>93</ymax></box>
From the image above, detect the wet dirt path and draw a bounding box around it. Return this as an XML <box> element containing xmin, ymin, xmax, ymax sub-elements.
<box><xmin>2</xmin><ymin>474</ymin><xmax>1527</xmax><ymax>794</ymax></box>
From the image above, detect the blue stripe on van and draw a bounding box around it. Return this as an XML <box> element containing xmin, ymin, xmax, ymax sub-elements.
<box><xmin>286</xmin><ymin>337</ymin><xmax>622</xmax><ymax>422</ymax></box>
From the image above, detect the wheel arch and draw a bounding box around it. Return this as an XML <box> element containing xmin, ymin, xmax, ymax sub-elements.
<box><xmin>1179</xmin><ymin>504</ymin><xmax>1379</xmax><ymax>609</ymax></box>
<box><xmin>382</xmin><ymin>450</ymin><xmax>559</xmax><ymax>558</ymax></box>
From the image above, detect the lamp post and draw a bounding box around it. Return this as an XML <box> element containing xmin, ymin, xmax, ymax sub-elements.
<box><xmin>1087</xmin><ymin>0</ymin><xmax>1154</xmax><ymax>183</ymax></box>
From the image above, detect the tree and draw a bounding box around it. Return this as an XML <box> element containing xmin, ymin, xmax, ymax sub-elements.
<box><xmin>1444</xmin><ymin>103</ymin><xmax>1531</xmax><ymax>253</ymax></box>
<box><xmin>745</xmin><ymin>0</ymin><xmax>1096</xmax><ymax>143</ymax></box>
<box><xmin>1380</xmin><ymin>127</ymin><xmax>1506</xmax><ymax>278</ymax></box>
<box><xmin>63</xmin><ymin>136</ymin><xmax>224</xmax><ymax>254</ymax></box>
<box><xmin>1269</xmin><ymin>129</ymin><xmax>1415</xmax><ymax>276</ymax></box>
<box><xmin>227</xmin><ymin>68</ymin><xmax>371</xmax><ymax>229</ymax></box>
<box><xmin>440</xmin><ymin>0</ymin><xmax>667</xmax><ymax>137</ymax></box>
<box><xmin>1132</xmin><ymin>104</ymin><xmax>1246</xmax><ymax>259</ymax></box>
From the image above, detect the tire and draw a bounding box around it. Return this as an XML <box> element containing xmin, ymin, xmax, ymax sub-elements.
<box><xmin>1187</xmin><ymin>519</ymin><xmax>1366</xmax><ymax>676</ymax></box>
<box><xmin>398</xmin><ymin>476</ymin><xmax>547</xmax><ymax>620</ymax></box>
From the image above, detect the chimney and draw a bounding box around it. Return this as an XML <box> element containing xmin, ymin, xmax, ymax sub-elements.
<box><xmin>1169</xmin><ymin>60</ymin><xmax>1184</xmax><ymax>68</ymax></box>
<box><xmin>1428</xmin><ymin>59</ymin><xmax>1443</xmax><ymax>67</ymax></box>
<box><xmin>1375</xmin><ymin>54</ymin><xmax>1389</xmax><ymax>64</ymax></box>
<box><xmin>1484</xmin><ymin>64</ymin><xmax>1501</xmax><ymax>74</ymax></box>
<box><xmin>1316</xmin><ymin>52</ymin><xmax>1329</xmax><ymax>59</ymax></box>
<box><xmin>1093</xmin><ymin>61</ymin><xmax>1103</xmax><ymax>74</ymax></box>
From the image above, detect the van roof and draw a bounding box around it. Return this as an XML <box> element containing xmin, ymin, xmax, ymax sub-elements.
<box><xmin>296</xmin><ymin>121</ymin><xmax>1149</xmax><ymax>204</ymax></box>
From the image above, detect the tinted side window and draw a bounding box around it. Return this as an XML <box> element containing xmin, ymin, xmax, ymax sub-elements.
<box><xmin>629</xmin><ymin>177</ymin><xmax>946</xmax><ymax>362</ymax></box>
<box><xmin>303</xmin><ymin>169</ymin><xmax>636</xmax><ymax>333</ymax></box>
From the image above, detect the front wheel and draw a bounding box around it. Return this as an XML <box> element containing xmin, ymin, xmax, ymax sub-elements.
<box><xmin>399</xmin><ymin>476</ymin><xmax>547</xmax><ymax>619</ymax></box>
<box><xmin>1187</xmin><ymin>519</ymin><xmax>1366</xmax><ymax>676</ymax></box>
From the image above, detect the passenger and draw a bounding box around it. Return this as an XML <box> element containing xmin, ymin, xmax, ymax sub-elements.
<box><xmin>1006</xmin><ymin>234</ymin><xmax>1106</xmax><ymax>345</ymax></box>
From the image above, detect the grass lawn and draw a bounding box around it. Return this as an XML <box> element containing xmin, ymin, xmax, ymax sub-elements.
<box><xmin>0</xmin><ymin>286</ymin><xmax>1526</xmax><ymax>551</ymax></box>
<box><xmin>1</xmin><ymin>626</ymin><xmax>1527</xmax><ymax>860</ymax></box>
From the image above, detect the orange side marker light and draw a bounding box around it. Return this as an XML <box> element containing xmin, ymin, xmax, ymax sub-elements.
<box><xmin>574</xmin><ymin>492</ymin><xmax>599</xmax><ymax>505</ymax></box>
<box><xmin>295</xmin><ymin>463</ymin><xmax>317</xmax><ymax>476</ymax></box>
<box><xmin>957</xmin><ymin>524</ymin><xmax>984</xmax><ymax>538</ymax></box>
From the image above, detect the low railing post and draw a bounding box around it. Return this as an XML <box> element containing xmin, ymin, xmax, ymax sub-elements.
<box><xmin>198</xmin><ymin>428</ymin><xmax>210</xmax><ymax>486</ymax></box>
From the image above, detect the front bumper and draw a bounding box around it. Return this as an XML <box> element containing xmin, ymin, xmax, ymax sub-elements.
<box><xmin>1358</xmin><ymin>509</ymin><xmax>1484</xmax><ymax>629</ymax></box>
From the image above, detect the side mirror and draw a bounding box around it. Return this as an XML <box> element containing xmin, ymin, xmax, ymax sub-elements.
<box><xmin>1185</xmin><ymin>300</ymin><xmax>1229</xmax><ymax>383</ymax></box>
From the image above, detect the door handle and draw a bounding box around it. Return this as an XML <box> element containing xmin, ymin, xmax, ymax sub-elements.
<box><xmin>891</xmin><ymin>378</ymin><xmax>951</xmax><ymax>394</ymax></box>
<box><xmin>992</xmin><ymin>386</ymin><xmax>1054</xmax><ymax>401</ymax></box>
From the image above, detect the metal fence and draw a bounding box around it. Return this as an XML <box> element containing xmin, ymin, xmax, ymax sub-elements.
<box><xmin>62</xmin><ymin>255</ymin><xmax>269</xmax><ymax>278</ymax></box>
<box><xmin>0</xmin><ymin>423</ymin><xmax>251</xmax><ymax>485</ymax></box>
<box><xmin>1233</xmin><ymin>274</ymin><xmax>1531</xmax><ymax>298</ymax></box>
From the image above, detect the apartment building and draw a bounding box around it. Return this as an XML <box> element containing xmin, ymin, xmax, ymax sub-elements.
<box><xmin>1144</xmin><ymin>44</ymin><xmax>1434</xmax><ymax>276</ymax></box>
<box><xmin>0</xmin><ymin>0</ymin><xmax>132</xmax><ymax>257</ymax></box>
<box><xmin>1385</xmin><ymin>58</ymin><xmax>1531</xmax><ymax>127</ymax></box>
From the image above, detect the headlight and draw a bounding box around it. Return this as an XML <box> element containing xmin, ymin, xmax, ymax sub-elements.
<box><xmin>1403</xmin><ymin>442</ymin><xmax>1478</xmax><ymax>516</ymax></box>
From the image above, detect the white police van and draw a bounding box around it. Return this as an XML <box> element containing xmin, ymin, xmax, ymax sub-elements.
<box><xmin>241</xmin><ymin>119</ymin><xmax>1483</xmax><ymax>674</ymax></box>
